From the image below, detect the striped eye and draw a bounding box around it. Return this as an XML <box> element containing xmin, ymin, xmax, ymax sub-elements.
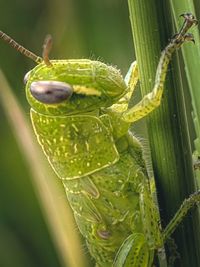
<box><xmin>30</xmin><ymin>81</ymin><xmax>73</xmax><ymax>104</ymax></box>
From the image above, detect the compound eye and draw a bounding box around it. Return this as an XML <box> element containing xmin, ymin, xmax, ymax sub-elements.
<box><xmin>30</xmin><ymin>81</ymin><xmax>73</xmax><ymax>104</ymax></box>
<box><xmin>24</xmin><ymin>70</ymin><xmax>31</xmax><ymax>84</ymax></box>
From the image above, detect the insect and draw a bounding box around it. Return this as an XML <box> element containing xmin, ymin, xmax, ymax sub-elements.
<box><xmin>1</xmin><ymin>13</ymin><xmax>200</xmax><ymax>267</ymax></box>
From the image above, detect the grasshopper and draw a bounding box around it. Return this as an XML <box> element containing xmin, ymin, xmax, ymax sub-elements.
<box><xmin>1</xmin><ymin>13</ymin><xmax>200</xmax><ymax>267</ymax></box>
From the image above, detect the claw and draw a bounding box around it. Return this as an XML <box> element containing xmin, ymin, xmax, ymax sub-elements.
<box><xmin>175</xmin><ymin>13</ymin><xmax>198</xmax><ymax>41</ymax></box>
<box><xmin>169</xmin><ymin>14</ymin><xmax>197</xmax><ymax>47</ymax></box>
<box><xmin>180</xmin><ymin>12</ymin><xmax>198</xmax><ymax>25</ymax></box>
<box><xmin>184</xmin><ymin>33</ymin><xmax>195</xmax><ymax>44</ymax></box>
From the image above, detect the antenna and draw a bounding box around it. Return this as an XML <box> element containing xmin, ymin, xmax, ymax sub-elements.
<box><xmin>0</xmin><ymin>31</ymin><xmax>42</xmax><ymax>64</ymax></box>
<box><xmin>42</xmin><ymin>34</ymin><xmax>53</xmax><ymax>66</ymax></box>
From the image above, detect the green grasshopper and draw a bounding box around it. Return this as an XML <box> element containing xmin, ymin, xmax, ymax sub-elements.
<box><xmin>1</xmin><ymin>13</ymin><xmax>200</xmax><ymax>267</ymax></box>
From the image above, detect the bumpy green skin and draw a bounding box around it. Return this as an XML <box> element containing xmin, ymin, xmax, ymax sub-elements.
<box><xmin>0</xmin><ymin>12</ymin><xmax>199</xmax><ymax>267</ymax></box>
<box><xmin>26</xmin><ymin>59</ymin><xmax>162</xmax><ymax>267</ymax></box>
<box><xmin>26</xmin><ymin>59</ymin><xmax>126</xmax><ymax>116</ymax></box>
<box><xmin>31</xmin><ymin>111</ymin><xmax>159</xmax><ymax>266</ymax></box>
<box><xmin>24</xmin><ymin>16</ymin><xmax>199</xmax><ymax>265</ymax></box>
<box><xmin>66</xmin><ymin>144</ymin><xmax>153</xmax><ymax>266</ymax></box>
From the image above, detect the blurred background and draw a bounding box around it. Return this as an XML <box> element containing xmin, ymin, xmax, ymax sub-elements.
<box><xmin>0</xmin><ymin>1</ymin><xmax>136</xmax><ymax>267</ymax></box>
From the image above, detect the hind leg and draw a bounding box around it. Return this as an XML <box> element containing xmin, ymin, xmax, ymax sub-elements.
<box><xmin>163</xmin><ymin>191</ymin><xmax>200</xmax><ymax>242</ymax></box>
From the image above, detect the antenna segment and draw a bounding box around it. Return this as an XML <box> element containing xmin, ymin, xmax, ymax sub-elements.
<box><xmin>0</xmin><ymin>31</ymin><xmax>42</xmax><ymax>64</ymax></box>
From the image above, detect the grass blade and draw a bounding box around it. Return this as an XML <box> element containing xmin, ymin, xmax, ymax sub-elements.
<box><xmin>128</xmin><ymin>0</ymin><xmax>200</xmax><ymax>266</ymax></box>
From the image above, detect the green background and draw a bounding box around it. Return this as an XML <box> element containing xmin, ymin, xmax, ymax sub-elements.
<box><xmin>0</xmin><ymin>1</ymin><xmax>135</xmax><ymax>267</ymax></box>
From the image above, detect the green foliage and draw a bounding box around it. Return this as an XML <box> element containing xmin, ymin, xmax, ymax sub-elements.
<box><xmin>1</xmin><ymin>1</ymin><xmax>200</xmax><ymax>267</ymax></box>
<box><xmin>128</xmin><ymin>0</ymin><xmax>200</xmax><ymax>266</ymax></box>
<box><xmin>0</xmin><ymin>1</ymin><xmax>132</xmax><ymax>267</ymax></box>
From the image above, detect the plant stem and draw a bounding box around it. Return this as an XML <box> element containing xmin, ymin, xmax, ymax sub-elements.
<box><xmin>128</xmin><ymin>0</ymin><xmax>200</xmax><ymax>266</ymax></box>
<box><xmin>169</xmin><ymin>0</ymin><xmax>200</xmax><ymax>187</ymax></box>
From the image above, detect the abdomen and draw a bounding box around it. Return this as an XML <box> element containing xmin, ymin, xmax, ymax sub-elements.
<box><xmin>63</xmin><ymin>150</ymin><xmax>147</xmax><ymax>266</ymax></box>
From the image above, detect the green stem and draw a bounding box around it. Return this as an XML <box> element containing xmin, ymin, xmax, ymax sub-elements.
<box><xmin>169</xmin><ymin>0</ymin><xmax>200</xmax><ymax>187</ymax></box>
<box><xmin>128</xmin><ymin>0</ymin><xmax>200</xmax><ymax>266</ymax></box>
